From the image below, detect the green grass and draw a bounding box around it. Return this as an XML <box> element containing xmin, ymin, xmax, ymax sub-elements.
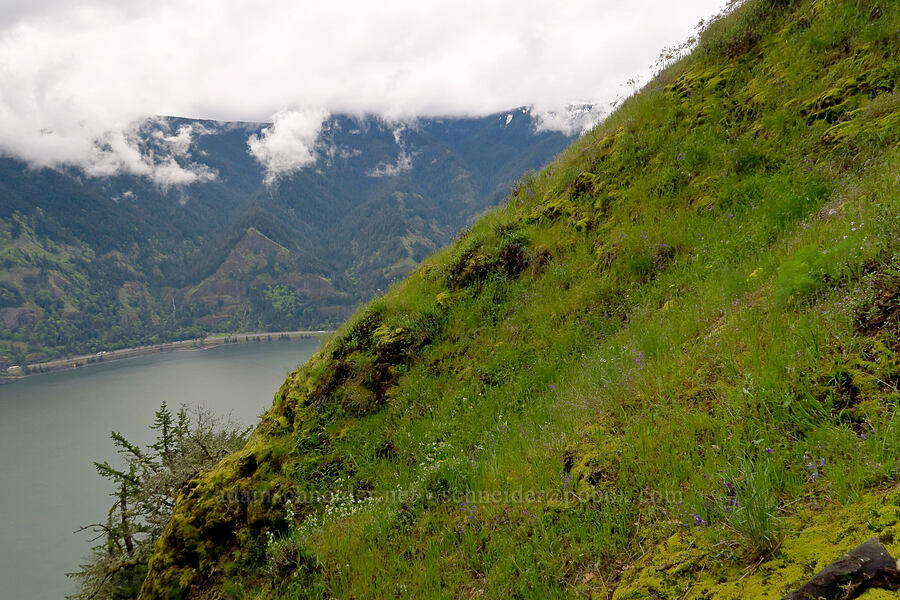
<box><xmin>137</xmin><ymin>0</ymin><xmax>900</xmax><ymax>598</ymax></box>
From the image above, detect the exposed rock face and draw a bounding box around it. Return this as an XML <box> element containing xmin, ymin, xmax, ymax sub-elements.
<box><xmin>0</xmin><ymin>307</ymin><xmax>36</xmax><ymax>328</ymax></box>
<box><xmin>783</xmin><ymin>538</ymin><xmax>900</xmax><ymax>600</ymax></box>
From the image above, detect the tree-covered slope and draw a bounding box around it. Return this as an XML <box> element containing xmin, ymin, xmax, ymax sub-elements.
<box><xmin>136</xmin><ymin>0</ymin><xmax>899</xmax><ymax>597</ymax></box>
<box><xmin>0</xmin><ymin>112</ymin><xmax>570</xmax><ymax>366</ymax></box>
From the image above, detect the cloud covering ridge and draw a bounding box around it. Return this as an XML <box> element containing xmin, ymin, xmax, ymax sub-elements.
<box><xmin>0</xmin><ymin>0</ymin><xmax>725</xmax><ymax>184</ymax></box>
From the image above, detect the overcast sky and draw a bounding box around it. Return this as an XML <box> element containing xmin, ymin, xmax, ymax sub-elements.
<box><xmin>0</xmin><ymin>0</ymin><xmax>726</xmax><ymax>184</ymax></box>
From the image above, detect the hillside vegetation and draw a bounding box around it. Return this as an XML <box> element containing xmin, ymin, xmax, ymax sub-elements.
<box><xmin>133</xmin><ymin>0</ymin><xmax>899</xmax><ymax>597</ymax></box>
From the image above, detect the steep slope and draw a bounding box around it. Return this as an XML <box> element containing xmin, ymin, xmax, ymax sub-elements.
<box><xmin>139</xmin><ymin>0</ymin><xmax>899</xmax><ymax>598</ymax></box>
<box><xmin>0</xmin><ymin>112</ymin><xmax>571</xmax><ymax>366</ymax></box>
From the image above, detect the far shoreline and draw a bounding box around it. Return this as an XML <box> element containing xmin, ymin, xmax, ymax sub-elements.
<box><xmin>1</xmin><ymin>330</ymin><xmax>333</xmax><ymax>385</ymax></box>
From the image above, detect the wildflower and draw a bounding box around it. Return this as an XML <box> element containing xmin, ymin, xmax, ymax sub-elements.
<box><xmin>861</xmin><ymin>433</ymin><xmax>868</xmax><ymax>440</ymax></box>
<box><xmin>765</xmin><ymin>448</ymin><xmax>773</xmax><ymax>455</ymax></box>
<box><xmin>819</xmin><ymin>458</ymin><xmax>826</xmax><ymax>466</ymax></box>
<box><xmin>634</xmin><ymin>350</ymin><xmax>645</xmax><ymax>369</ymax></box>
<box><xmin>811</xmin><ymin>471</ymin><xmax>818</xmax><ymax>481</ymax></box>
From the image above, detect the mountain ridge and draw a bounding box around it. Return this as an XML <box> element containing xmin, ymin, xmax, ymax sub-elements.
<box><xmin>0</xmin><ymin>110</ymin><xmax>573</xmax><ymax>368</ymax></box>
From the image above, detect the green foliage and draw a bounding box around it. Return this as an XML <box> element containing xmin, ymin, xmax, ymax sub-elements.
<box><xmin>699</xmin><ymin>0</ymin><xmax>796</xmax><ymax>59</ymax></box>
<box><xmin>774</xmin><ymin>244</ymin><xmax>832</xmax><ymax>305</ymax></box>
<box><xmin>722</xmin><ymin>457</ymin><xmax>782</xmax><ymax>556</ymax></box>
<box><xmin>0</xmin><ymin>281</ymin><xmax>22</xmax><ymax>307</ymax></box>
<box><xmin>69</xmin><ymin>404</ymin><xmax>249</xmax><ymax>600</ymax></box>
<box><xmin>136</xmin><ymin>1</ymin><xmax>900</xmax><ymax>598</ymax></box>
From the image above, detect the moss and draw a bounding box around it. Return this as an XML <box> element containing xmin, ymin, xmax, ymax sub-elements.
<box><xmin>561</xmin><ymin>425</ymin><xmax>631</xmax><ymax>501</ymax></box>
<box><xmin>806</xmin><ymin>338</ymin><xmax>900</xmax><ymax>421</ymax></box>
<box><xmin>612</xmin><ymin>487</ymin><xmax>900</xmax><ymax>599</ymax></box>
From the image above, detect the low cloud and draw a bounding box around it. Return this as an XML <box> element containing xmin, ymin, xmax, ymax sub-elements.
<box><xmin>529</xmin><ymin>103</ymin><xmax>608</xmax><ymax>136</ymax></box>
<box><xmin>0</xmin><ymin>0</ymin><xmax>726</xmax><ymax>184</ymax></box>
<box><xmin>247</xmin><ymin>109</ymin><xmax>328</xmax><ymax>184</ymax></box>
<box><xmin>81</xmin><ymin>121</ymin><xmax>217</xmax><ymax>187</ymax></box>
<box><xmin>366</xmin><ymin>150</ymin><xmax>414</xmax><ymax>178</ymax></box>
<box><xmin>365</xmin><ymin>123</ymin><xmax>415</xmax><ymax>178</ymax></box>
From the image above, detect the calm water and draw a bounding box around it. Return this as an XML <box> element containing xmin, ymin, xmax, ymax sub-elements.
<box><xmin>0</xmin><ymin>337</ymin><xmax>322</xmax><ymax>600</ymax></box>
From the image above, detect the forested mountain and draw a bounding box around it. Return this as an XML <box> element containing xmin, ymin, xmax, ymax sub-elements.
<box><xmin>0</xmin><ymin>111</ymin><xmax>571</xmax><ymax>365</ymax></box>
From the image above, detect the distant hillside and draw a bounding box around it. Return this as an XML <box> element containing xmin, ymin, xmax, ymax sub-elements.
<box><xmin>116</xmin><ymin>0</ymin><xmax>900</xmax><ymax>598</ymax></box>
<box><xmin>0</xmin><ymin>111</ymin><xmax>572</xmax><ymax>366</ymax></box>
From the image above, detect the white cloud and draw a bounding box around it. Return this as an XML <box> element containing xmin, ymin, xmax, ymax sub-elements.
<box><xmin>365</xmin><ymin>123</ymin><xmax>415</xmax><ymax>178</ymax></box>
<box><xmin>83</xmin><ymin>122</ymin><xmax>217</xmax><ymax>187</ymax></box>
<box><xmin>247</xmin><ymin>109</ymin><xmax>328</xmax><ymax>184</ymax></box>
<box><xmin>529</xmin><ymin>103</ymin><xmax>608</xmax><ymax>136</ymax></box>
<box><xmin>0</xmin><ymin>0</ymin><xmax>727</xmax><ymax>183</ymax></box>
<box><xmin>153</xmin><ymin>123</ymin><xmax>212</xmax><ymax>158</ymax></box>
<box><xmin>366</xmin><ymin>150</ymin><xmax>414</xmax><ymax>178</ymax></box>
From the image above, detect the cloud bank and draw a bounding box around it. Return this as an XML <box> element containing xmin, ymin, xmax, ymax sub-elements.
<box><xmin>0</xmin><ymin>0</ymin><xmax>725</xmax><ymax>184</ymax></box>
<box><xmin>247</xmin><ymin>109</ymin><xmax>328</xmax><ymax>184</ymax></box>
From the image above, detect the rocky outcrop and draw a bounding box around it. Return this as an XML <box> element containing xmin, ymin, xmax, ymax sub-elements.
<box><xmin>784</xmin><ymin>538</ymin><xmax>900</xmax><ymax>600</ymax></box>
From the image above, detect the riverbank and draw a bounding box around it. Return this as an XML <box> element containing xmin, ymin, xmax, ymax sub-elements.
<box><xmin>1</xmin><ymin>330</ymin><xmax>333</xmax><ymax>384</ymax></box>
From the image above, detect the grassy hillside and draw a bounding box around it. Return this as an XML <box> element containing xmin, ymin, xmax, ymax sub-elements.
<box><xmin>137</xmin><ymin>0</ymin><xmax>899</xmax><ymax>597</ymax></box>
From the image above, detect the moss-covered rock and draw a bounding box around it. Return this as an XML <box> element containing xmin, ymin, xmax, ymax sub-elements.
<box><xmin>612</xmin><ymin>487</ymin><xmax>900</xmax><ymax>599</ymax></box>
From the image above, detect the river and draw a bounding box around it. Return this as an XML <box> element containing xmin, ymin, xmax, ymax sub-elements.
<box><xmin>0</xmin><ymin>337</ymin><xmax>323</xmax><ymax>600</ymax></box>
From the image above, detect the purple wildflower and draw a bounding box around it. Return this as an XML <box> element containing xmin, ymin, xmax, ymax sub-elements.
<box><xmin>634</xmin><ymin>350</ymin><xmax>645</xmax><ymax>369</ymax></box>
